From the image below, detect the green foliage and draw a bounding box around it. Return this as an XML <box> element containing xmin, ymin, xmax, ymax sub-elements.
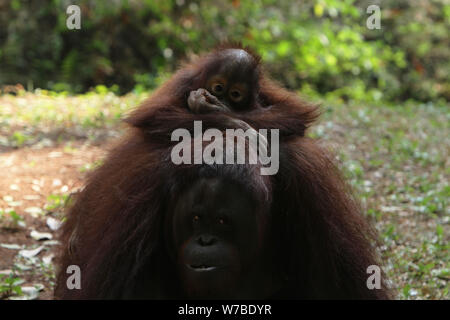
<box><xmin>0</xmin><ymin>210</ymin><xmax>25</xmax><ymax>230</ymax></box>
<box><xmin>0</xmin><ymin>0</ymin><xmax>448</xmax><ymax>102</ymax></box>
<box><xmin>7</xmin><ymin>211</ymin><xmax>23</xmax><ymax>224</ymax></box>
<box><xmin>45</xmin><ymin>194</ymin><xmax>69</xmax><ymax>211</ymax></box>
<box><xmin>0</xmin><ymin>273</ymin><xmax>23</xmax><ymax>299</ymax></box>
<box><xmin>11</xmin><ymin>131</ymin><xmax>30</xmax><ymax>147</ymax></box>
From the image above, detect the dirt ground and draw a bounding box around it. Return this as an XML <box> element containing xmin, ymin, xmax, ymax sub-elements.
<box><xmin>0</xmin><ymin>141</ymin><xmax>108</xmax><ymax>299</ymax></box>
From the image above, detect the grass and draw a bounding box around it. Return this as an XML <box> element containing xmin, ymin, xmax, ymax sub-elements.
<box><xmin>0</xmin><ymin>89</ymin><xmax>448</xmax><ymax>299</ymax></box>
<box><xmin>315</xmin><ymin>100</ymin><xmax>449</xmax><ymax>299</ymax></box>
<box><xmin>0</xmin><ymin>88</ymin><xmax>146</xmax><ymax>148</ymax></box>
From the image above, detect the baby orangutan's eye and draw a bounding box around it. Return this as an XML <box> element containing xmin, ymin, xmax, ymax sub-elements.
<box><xmin>212</xmin><ymin>82</ymin><xmax>225</xmax><ymax>95</ymax></box>
<box><xmin>229</xmin><ymin>89</ymin><xmax>243</xmax><ymax>102</ymax></box>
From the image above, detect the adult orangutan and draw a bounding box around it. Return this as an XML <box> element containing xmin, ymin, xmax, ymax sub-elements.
<box><xmin>55</xmin><ymin>44</ymin><xmax>390</xmax><ymax>299</ymax></box>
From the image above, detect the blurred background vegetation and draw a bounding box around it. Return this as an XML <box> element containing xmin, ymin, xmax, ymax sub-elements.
<box><xmin>0</xmin><ymin>0</ymin><xmax>449</xmax><ymax>103</ymax></box>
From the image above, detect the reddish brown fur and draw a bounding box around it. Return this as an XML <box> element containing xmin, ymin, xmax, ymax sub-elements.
<box><xmin>124</xmin><ymin>44</ymin><xmax>319</xmax><ymax>141</ymax></box>
<box><xmin>55</xmin><ymin>44</ymin><xmax>390</xmax><ymax>299</ymax></box>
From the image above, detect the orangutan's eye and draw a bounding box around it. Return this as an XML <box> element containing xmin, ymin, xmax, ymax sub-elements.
<box><xmin>229</xmin><ymin>89</ymin><xmax>243</xmax><ymax>102</ymax></box>
<box><xmin>212</xmin><ymin>82</ymin><xmax>225</xmax><ymax>95</ymax></box>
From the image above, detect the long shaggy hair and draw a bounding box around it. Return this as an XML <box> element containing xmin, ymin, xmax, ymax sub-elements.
<box><xmin>55</xmin><ymin>44</ymin><xmax>390</xmax><ymax>299</ymax></box>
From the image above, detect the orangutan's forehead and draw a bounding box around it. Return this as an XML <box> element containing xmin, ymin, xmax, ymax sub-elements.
<box><xmin>222</xmin><ymin>49</ymin><xmax>254</xmax><ymax>64</ymax></box>
<box><xmin>218</xmin><ymin>49</ymin><xmax>257</xmax><ymax>77</ymax></box>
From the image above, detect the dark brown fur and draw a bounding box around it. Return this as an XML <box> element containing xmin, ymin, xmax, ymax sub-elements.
<box><xmin>55</xmin><ymin>45</ymin><xmax>390</xmax><ymax>299</ymax></box>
